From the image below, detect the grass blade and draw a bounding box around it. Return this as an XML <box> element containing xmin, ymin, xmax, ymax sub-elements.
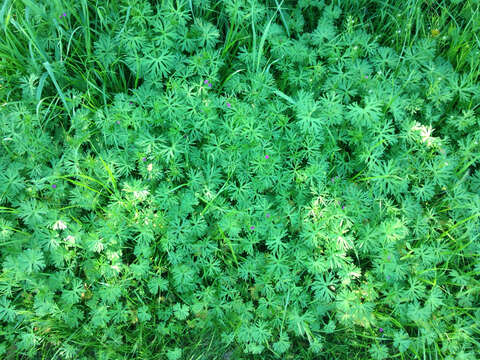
<box><xmin>256</xmin><ymin>0</ymin><xmax>284</xmax><ymax>73</ymax></box>
<box><xmin>274</xmin><ymin>0</ymin><xmax>290</xmax><ymax>37</ymax></box>
<box><xmin>43</xmin><ymin>61</ymin><xmax>71</xmax><ymax>116</ymax></box>
<box><xmin>98</xmin><ymin>156</ymin><xmax>117</xmax><ymax>193</ymax></box>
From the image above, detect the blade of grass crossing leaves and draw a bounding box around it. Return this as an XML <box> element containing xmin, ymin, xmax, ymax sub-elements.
<box><xmin>251</xmin><ymin>2</ymin><xmax>257</xmax><ymax>69</ymax></box>
<box><xmin>219</xmin><ymin>68</ymin><xmax>244</xmax><ymax>91</ymax></box>
<box><xmin>43</xmin><ymin>61</ymin><xmax>71</xmax><ymax>116</ymax></box>
<box><xmin>264</xmin><ymin>56</ymin><xmax>283</xmax><ymax>74</ymax></box>
<box><xmin>98</xmin><ymin>156</ymin><xmax>117</xmax><ymax>193</ymax></box>
<box><xmin>0</xmin><ymin>0</ymin><xmax>10</xmax><ymax>27</ymax></box>
<box><xmin>65</xmin><ymin>27</ymin><xmax>84</xmax><ymax>58</ymax></box>
<box><xmin>0</xmin><ymin>225</ymin><xmax>30</xmax><ymax>236</ymax></box>
<box><xmin>439</xmin><ymin>213</ymin><xmax>480</xmax><ymax>239</ymax></box>
<box><xmin>274</xmin><ymin>0</ymin><xmax>290</xmax><ymax>37</ymax></box>
<box><xmin>256</xmin><ymin>2</ymin><xmax>282</xmax><ymax>73</ymax></box>
<box><xmin>279</xmin><ymin>288</ymin><xmax>290</xmax><ymax>336</ymax></box>
<box><xmin>20</xmin><ymin>0</ymin><xmax>44</xmax><ymax>17</ymax></box>
<box><xmin>273</xmin><ymin>88</ymin><xmax>296</xmax><ymax>105</ymax></box>
<box><xmin>35</xmin><ymin>72</ymin><xmax>48</xmax><ymax>101</ymax></box>
<box><xmin>55</xmin><ymin>174</ymin><xmax>113</xmax><ymax>196</ymax></box>
<box><xmin>456</xmin><ymin>154</ymin><xmax>480</xmax><ymax>176</ymax></box>
<box><xmin>71</xmin><ymin>174</ymin><xmax>114</xmax><ymax>195</ymax></box>
<box><xmin>222</xmin><ymin>26</ymin><xmax>249</xmax><ymax>59</ymax></box>
<box><xmin>217</xmin><ymin>224</ymin><xmax>238</xmax><ymax>267</ymax></box>
<box><xmin>189</xmin><ymin>0</ymin><xmax>195</xmax><ymax>21</ymax></box>
<box><xmin>80</xmin><ymin>0</ymin><xmax>92</xmax><ymax>57</ymax></box>
<box><xmin>59</xmin><ymin>178</ymin><xmax>103</xmax><ymax>195</ymax></box>
<box><xmin>200</xmin><ymin>171</ymin><xmax>233</xmax><ymax>216</ymax></box>
<box><xmin>9</xmin><ymin>16</ymin><xmax>48</xmax><ymax>63</ymax></box>
<box><xmin>0</xmin><ymin>206</ymin><xmax>16</xmax><ymax>211</ymax></box>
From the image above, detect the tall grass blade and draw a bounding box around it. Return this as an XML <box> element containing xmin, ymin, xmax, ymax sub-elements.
<box><xmin>43</xmin><ymin>61</ymin><xmax>71</xmax><ymax>116</ymax></box>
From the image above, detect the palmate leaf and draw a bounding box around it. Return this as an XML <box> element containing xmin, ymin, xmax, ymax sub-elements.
<box><xmin>172</xmin><ymin>264</ymin><xmax>197</xmax><ymax>293</ymax></box>
<box><xmin>152</xmin><ymin>18</ymin><xmax>179</xmax><ymax>49</ymax></box>
<box><xmin>346</xmin><ymin>96</ymin><xmax>382</xmax><ymax>128</ymax></box>
<box><xmin>91</xmin><ymin>305</ymin><xmax>110</xmax><ymax>328</ymax></box>
<box><xmin>144</xmin><ymin>46</ymin><xmax>176</xmax><ymax>79</ymax></box>
<box><xmin>172</xmin><ymin>303</ymin><xmax>189</xmax><ymax>322</ymax></box>
<box><xmin>426</xmin><ymin>157</ymin><xmax>454</xmax><ymax>187</ymax></box>
<box><xmin>393</xmin><ymin>330</ymin><xmax>412</xmax><ymax>353</ymax></box>
<box><xmin>33</xmin><ymin>293</ymin><xmax>58</xmax><ymax>317</ymax></box>
<box><xmin>311</xmin><ymin>17</ymin><xmax>336</xmax><ymax>44</ymax></box>
<box><xmin>155</xmin><ymin>90</ymin><xmax>187</xmax><ymax>122</ymax></box>
<box><xmin>137</xmin><ymin>305</ymin><xmax>151</xmax><ymax>322</ymax></box>
<box><xmin>324</xmin><ymin>243</ymin><xmax>348</xmax><ymax>270</ymax></box>
<box><xmin>449</xmin><ymin>72</ymin><xmax>480</xmax><ymax>104</ymax></box>
<box><xmin>0</xmin><ymin>296</ymin><xmax>16</xmax><ymax>322</ymax></box>
<box><xmin>318</xmin><ymin>92</ymin><xmax>344</xmax><ymax>125</ymax></box>
<box><xmin>17</xmin><ymin>199</ymin><xmax>49</xmax><ymax>228</ymax></box>
<box><xmin>147</xmin><ymin>277</ymin><xmax>168</xmax><ymax>295</ymax></box>
<box><xmin>98</xmin><ymin>284</ymin><xmax>122</xmax><ymax>305</ymax></box>
<box><xmin>425</xmin><ymin>286</ymin><xmax>444</xmax><ymax>311</ymax></box>
<box><xmin>119</xmin><ymin>27</ymin><xmax>147</xmax><ymax>53</ymax></box>
<box><xmin>18</xmin><ymin>332</ymin><xmax>35</xmax><ymax>352</ymax></box>
<box><xmin>166</xmin><ymin>348</ymin><xmax>182</xmax><ymax>360</ymax></box>
<box><xmin>287</xmin><ymin>308</ymin><xmax>316</xmax><ymax>337</ymax></box>
<box><xmin>244</xmin><ymin>342</ymin><xmax>264</xmax><ymax>355</ymax></box>
<box><xmin>272</xmin><ymin>332</ymin><xmax>290</xmax><ymax>354</ymax></box>
<box><xmin>21</xmin><ymin>248</ymin><xmax>45</xmax><ymax>274</ymax></box>
<box><xmin>336</xmin><ymin>289</ymin><xmax>375</xmax><ymax>327</ymax></box>
<box><xmin>252</xmin><ymin>320</ymin><xmax>272</xmax><ymax>343</ymax></box>
<box><xmin>412</xmin><ymin>181</ymin><xmax>435</xmax><ymax>202</ymax></box>
<box><xmin>60</xmin><ymin>289</ymin><xmax>80</xmax><ymax>306</ymax></box>
<box><xmin>3</xmin><ymin>0</ymin><xmax>480</xmax><ymax>358</ymax></box>
<box><xmin>368</xmin><ymin>159</ymin><xmax>408</xmax><ymax>197</ymax></box>
<box><xmin>405</xmin><ymin>277</ymin><xmax>426</xmax><ymax>302</ymax></box>
<box><xmin>130</xmin><ymin>260</ymin><xmax>150</xmax><ymax>280</ymax></box>
<box><xmin>311</xmin><ymin>272</ymin><xmax>337</xmax><ymax>302</ymax></box>
<box><xmin>0</xmin><ymin>165</ymin><xmax>26</xmax><ymax>202</ymax></box>
<box><xmin>265</xmin><ymin>227</ymin><xmax>288</xmax><ymax>254</ymax></box>
<box><xmin>94</xmin><ymin>34</ymin><xmax>117</xmax><ymax>67</ymax></box>
<box><xmin>294</xmin><ymin>90</ymin><xmax>322</xmax><ymax>134</ymax></box>
<box><xmin>62</xmin><ymin>306</ymin><xmax>84</xmax><ymax>328</ymax></box>
<box><xmin>189</xmin><ymin>19</ymin><xmax>220</xmax><ymax>50</ymax></box>
<box><xmin>369</xmin><ymin>344</ymin><xmax>389</xmax><ymax>360</ymax></box>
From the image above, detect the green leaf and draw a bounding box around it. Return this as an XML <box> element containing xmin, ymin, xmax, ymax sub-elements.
<box><xmin>137</xmin><ymin>305</ymin><xmax>151</xmax><ymax>322</ymax></box>
<box><xmin>173</xmin><ymin>303</ymin><xmax>189</xmax><ymax>320</ymax></box>
<box><xmin>369</xmin><ymin>344</ymin><xmax>389</xmax><ymax>360</ymax></box>
<box><xmin>0</xmin><ymin>296</ymin><xmax>16</xmax><ymax>322</ymax></box>
<box><xmin>147</xmin><ymin>277</ymin><xmax>168</xmax><ymax>295</ymax></box>
<box><xmin>21</xmin><ymin>248</ymin><xmax>45</xmax><ymax>274</ymax></box>
<box><xmin>272</xmin><ymin>333</ymin><xmax>290</xmax><ymax>354</ymax></box>
<box><xmin>393</xmin><ymin>330</ymin><xmax>412</xmax><ymax>353</ymax></box>
<box><xmin>166</xmin><ymin>348</ymin><xmax>182</xmax><ymax>360</ymax></box>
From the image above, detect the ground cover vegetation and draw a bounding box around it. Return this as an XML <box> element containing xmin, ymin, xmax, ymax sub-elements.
<box><xmin>1</xmin><ymin>0</ymin><xmax>480</xmax><ymax>359</ymax></box>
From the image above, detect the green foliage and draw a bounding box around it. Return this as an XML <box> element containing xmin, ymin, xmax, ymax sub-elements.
<box><xmin>1</xmin><ymin>0</ymin><xmax>480</xmax><ymax>359</ymax></box>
